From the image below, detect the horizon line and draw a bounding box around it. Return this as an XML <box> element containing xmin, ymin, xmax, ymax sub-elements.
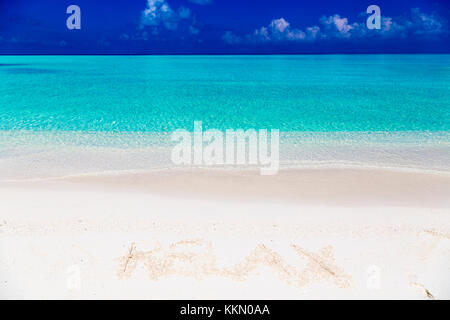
<box><xmin>1</xmin><ymin>52</ymin><xmax>450</xmax><ymax>56</ymax></box>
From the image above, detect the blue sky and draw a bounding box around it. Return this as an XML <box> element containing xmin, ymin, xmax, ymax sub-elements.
<box><xmin>0</xmin><ymin>0</ymin><xmax>449</xmax><ymax>54</ymax></box>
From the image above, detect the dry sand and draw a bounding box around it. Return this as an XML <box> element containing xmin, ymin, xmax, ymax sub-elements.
<box><xmin>0</xmin><ymin>168</ymin><xmax>449</xmax><ymax>299</ymax></box>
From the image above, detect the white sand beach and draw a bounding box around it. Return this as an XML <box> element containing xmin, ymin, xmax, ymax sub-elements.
<box><xmin>1</xmin><ymin>168</ymin><xmax>449</xmax><ymax>299</ymax></box>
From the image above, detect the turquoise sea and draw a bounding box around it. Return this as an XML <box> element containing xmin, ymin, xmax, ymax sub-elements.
<box><xmin>0</xmin><ymin>55</ymin><xmax>449</xmax><ymax>178</ymax></box>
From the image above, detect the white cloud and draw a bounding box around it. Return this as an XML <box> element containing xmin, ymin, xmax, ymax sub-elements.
<box><xmin>241</xmin><ymin>18</ymin><xmax>315</xmax><ymax>43</ymax></box>
<box><xmin>138</xmin><ymin>0</ymin><xmax>202</xmax><ymax>39</ymax></box>
<box><xmin>140</xmin><ymin>0</ymin><xmax>192</xmax><ymax>31</ymax></box>
<box><xmin>319</xmin><ymin>14</ymin><xmax>356</xmax><ymax>38</ymax></box>
<box><xmin>306</xmin><ymin>26</ymin><xmax>320</xmax><ymax>39</ymax></box>
<box><xmin>270</xmin><ymin>18</ymin><xmax>290</xmax><ymax>33</ymax></box>
<box><xmin>223</xmin><ymin>8</ymin><xmax>447</xmax><ymax>45</ymax></box>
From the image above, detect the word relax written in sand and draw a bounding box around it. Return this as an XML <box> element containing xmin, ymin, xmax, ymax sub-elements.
<box><xmin>117</xmin><ymin>240</ymin><xmax>351</xmax><ymax>288</ymax></box>
<box><xmin>171</xmin><ymin>121</ymin><xmax>280</xmax><ymax>175</ymax></box>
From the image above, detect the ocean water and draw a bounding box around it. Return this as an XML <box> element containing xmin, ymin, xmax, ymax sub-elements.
<box><xmin>1</xmin><ymin>54</ymin><xmax>449</xmax><ymax>132</ymax></box>
<box><xmin>0</xmin><ymin>55</ymin><xmax>449</xmax><ymax>178</ymax></box>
